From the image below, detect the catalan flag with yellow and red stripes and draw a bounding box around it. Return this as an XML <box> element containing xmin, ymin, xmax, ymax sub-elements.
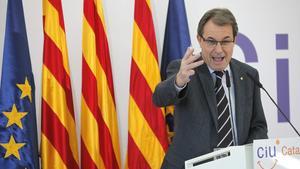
<box><xmin>41</xmin><ymin>0</ymin><xmax>79</xmax><ymax>169</ymax></box>
<box><xmin>81</xmin><ymin>0</ymin><xmax>121</xmax><ymax>169</ymax></box>
<box><xmin>126</xmin><ymin>0</ymin><xmax>169</xmax><ymax>168</ymax></box>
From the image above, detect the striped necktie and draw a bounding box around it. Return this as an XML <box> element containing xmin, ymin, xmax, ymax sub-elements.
<box><xmin>214</xmin><ymin>71</ymin><xmax>234</xmax><ymax>148</ymax></box>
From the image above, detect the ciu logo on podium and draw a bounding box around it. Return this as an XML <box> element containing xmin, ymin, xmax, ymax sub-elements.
<box><xmin>253</xmin><ymin>138</ymin><xmax>300</xmax><ymax>169</ymax></box>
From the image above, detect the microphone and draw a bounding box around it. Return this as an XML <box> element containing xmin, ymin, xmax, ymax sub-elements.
<box><xmin>224</xmin><ymin>70</ymin><xmax>237</xmax><ymax>145</ymax></box>
<box><xmin>225</xmin><ymin>70</ymin><xmax>231</xmax><ymax>88</ymax></box>
<box><xmin>246</xmin><ymin>72</ymin><xmax>300</xmax><ymax>137</ymax></box>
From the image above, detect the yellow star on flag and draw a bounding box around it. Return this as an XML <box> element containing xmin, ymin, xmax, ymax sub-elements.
<box><xmin>3</xmin><ymin>104</ymin><xmax>28</xmax><ymax>129</ymax></box>
<box><xmin>0</xmin><ymin>135</ymin><xmax>26</xmax><ymax>160</ymax></box>
<box><xmin>16</xmin><ymin>77</ymin><xmax>32</xmax><ymax>102</ymax></box>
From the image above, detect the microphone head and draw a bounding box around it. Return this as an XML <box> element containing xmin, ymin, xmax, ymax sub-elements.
<box><xmin>225</xmin><ymin>70</ymin><xmax>231</xmax><ymax>87</ymax></box>
<box><xmin>245</xmin><ymin>72</ymin><xmax>263</xmax><ymax>88</ymax></box>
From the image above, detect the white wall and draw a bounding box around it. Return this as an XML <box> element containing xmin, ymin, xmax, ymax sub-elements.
<box><xmin>1</xmin><ymin>0</ymin><xmax>300</xmax><ymax>167</ymax></box>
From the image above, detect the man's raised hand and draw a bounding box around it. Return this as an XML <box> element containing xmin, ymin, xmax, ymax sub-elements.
<box><xmin>175</xmin><ymin>47</ymin><xmax>204</xmax><ymax>87</ymax></box>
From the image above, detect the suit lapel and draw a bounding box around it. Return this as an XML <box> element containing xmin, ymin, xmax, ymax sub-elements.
<box><xmin>196</xmin><ymin>64</ymin><xmax>219</xmax><ymax>130</ymax></box>
<box><xmin>196</xmin><ymin>60</ymin><xmax>248</xmax><ymax>134</ymax></box>
<box><xmin>230</xmin><ymin>59</ymin><xmax>247</xmax><ymax>142</ymax></box>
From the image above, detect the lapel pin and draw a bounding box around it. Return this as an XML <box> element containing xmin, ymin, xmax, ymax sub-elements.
<box><xmin>240</xmin><ymin>76</ymin><xmax>243</xmax><ymax>80</ymax></box>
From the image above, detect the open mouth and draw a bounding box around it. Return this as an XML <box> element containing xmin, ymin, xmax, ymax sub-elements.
<box><xmin>212</xmin><ymin>56</ymin><xmax>225</xmax><ymax>62</ymax></box>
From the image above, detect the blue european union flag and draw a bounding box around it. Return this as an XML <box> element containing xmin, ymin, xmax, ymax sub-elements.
<box><xmin>0</xmin><ymin>0</ymin><xmax>39</xmax><ymax>168</ymax></box>
<box><xmin>161</xmin><ymin>0</ymin><xmax>191</xmax><ymax>80</ymax></box>
<box><xmin>161</xmin><ymin>0</ymin><xmax>191</xmax><ymax>141</ymax></box>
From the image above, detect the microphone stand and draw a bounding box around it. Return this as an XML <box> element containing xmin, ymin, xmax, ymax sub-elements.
<box><xmin>260</xmin><ymin>84</ymin><xmax>300</xmax><ymax>137</ymax></box>
<box><xmin>246</xmin><ymin>72</ymin><xmax>300</xmax><ymax>137</ymax></box>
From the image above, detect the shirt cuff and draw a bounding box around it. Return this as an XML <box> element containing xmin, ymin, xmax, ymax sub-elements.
<box><xmin>174</xmin><ymin>81</ymin><xmax>187</xmax><ymax>92</ymax></box>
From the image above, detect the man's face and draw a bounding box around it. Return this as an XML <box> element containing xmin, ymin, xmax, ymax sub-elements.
<box><xmin>197</xmin><ymin>20</ymin><xmax>235</xmax><ymax>71</ymax></box>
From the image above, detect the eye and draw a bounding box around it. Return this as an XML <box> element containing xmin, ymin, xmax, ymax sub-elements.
<box><xmin>221</xmin><ymin>41</ymin><xmax>233</xmax><ymax>46</ymax></box>
<box><xmin>206</xmin><ymin>40</ymin><xmax>217</xmax><ymax>46</ymax></box>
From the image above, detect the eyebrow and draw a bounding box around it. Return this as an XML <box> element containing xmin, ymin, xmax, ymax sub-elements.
<box><xmin>206</xmin><ymin>36</ymin><xmax>232</xmax><ymax>40</ymax></box>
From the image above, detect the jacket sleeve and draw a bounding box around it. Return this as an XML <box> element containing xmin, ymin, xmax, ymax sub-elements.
<box><xmin>152</xmin><ymin>59</ymin><xmax>188</xmax><ymax>107</ymax></box>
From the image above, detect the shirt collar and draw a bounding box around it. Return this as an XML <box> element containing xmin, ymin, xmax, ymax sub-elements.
<box><xmin>207</xmin><ymin>65</ymin><xmax>231</xmax><ymax>76</ymax></box>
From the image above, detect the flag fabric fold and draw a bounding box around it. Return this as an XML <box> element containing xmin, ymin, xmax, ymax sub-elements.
<box><xmin>41</xmin><ymin>0</ymin><xmax>79</xmax><ymax>168</ymax></box>
<box><xmin>81</xmin><ymin>0</ymin><xmax>121</xmax><ymax>169</ymax></box>
<box><xmin>0</xmin><ymin>0</ymin><xmax>39</xmax><ymax>168</ymax></box>
<box><xmin>161</xmin><ymin>0</ymin><xmax>191</xmax><ymax>79</ymax></box>
<box><xmin>161</xmin><ymin>0</ymin><xmax>191</xmax><ymax>142</ymax></box>
<box><xmin>126</xmin><ymin>0</ymin><xmax>169</xmax><ymax>168</ymax></box>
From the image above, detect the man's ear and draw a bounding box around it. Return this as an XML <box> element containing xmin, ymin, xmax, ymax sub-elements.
<box><xmin>197</xmin><ymin>35</ymin><xmax>203</xmax><ymax>49</ymax></box>
<box><xmin>197</xmin><ymin>35</ymin><xmax>201</xmax><ymax>42</ymax></box>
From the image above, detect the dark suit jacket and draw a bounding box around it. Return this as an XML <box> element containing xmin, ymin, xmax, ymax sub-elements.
<box><xmin>153</xmin><ymin>58</ymin><xmax>268</xmax><ymax>169</ymax></box>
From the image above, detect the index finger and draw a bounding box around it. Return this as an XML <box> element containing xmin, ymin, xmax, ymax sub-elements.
<box><xmin>182</xmin><ymin>47</ymin><xmax>194</xmax><ymax>61</ymax></box>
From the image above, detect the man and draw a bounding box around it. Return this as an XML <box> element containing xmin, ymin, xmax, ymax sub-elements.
<box><xmin>153</xmin><ymin>8</ymin><xmax>268</xmax><ymax>169</ymax></box>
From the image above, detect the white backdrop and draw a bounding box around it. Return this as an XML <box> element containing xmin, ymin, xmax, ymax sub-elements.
<box><xmin>0</xmin><ymin>0</ymin><xmax>300</xmax><ymax>167</ymax></box>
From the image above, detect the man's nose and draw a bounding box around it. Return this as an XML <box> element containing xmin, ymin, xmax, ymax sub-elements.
<box><xmin>214</xmin><ymin>42</ymin><xmax>223</xmax><ymax>52</ymax></box>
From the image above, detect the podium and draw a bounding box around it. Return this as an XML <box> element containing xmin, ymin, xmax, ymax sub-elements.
<box><xmin>185</xmin><ymin>144</ymin><xmax>253</xmax><ymax>169</ymax></box>
<box><xmin>185</xmin><ymin>137</ymin><xmax>300</xmax><ymax>169</ymax></box>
